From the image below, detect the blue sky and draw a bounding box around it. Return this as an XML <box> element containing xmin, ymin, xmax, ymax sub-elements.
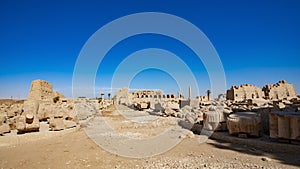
<box><xmin>0</xmin><ymin>0</ymin><xmax>299</xmax><ymax>98</ymax></box>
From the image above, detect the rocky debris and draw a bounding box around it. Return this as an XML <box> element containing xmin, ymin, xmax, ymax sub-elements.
<box><xmin>164</xmin><ymin>107</ymin><xmax>178</xmax><ymax>117</ymax></box>
<box><xmin>99</xmin><ymin>99</ymin><xmax>113</xmax><ymax>110</ymax></box>
<box><xmin>136</xmin><ymin>102</ymin><xmax>149</xmax><ymax>110</ymax></box>
<box><xmin>74</xmin><ymin>98</ymin><xmax>99</xmax><ymax>121</ymax></box>
<box><xmin>16</xmin><ymin>114</ymin><xmax>40</xmax><ymax>133</ymax></box>
<box><xmin>142</xmin><ymin>156</ymin><xmax>276</xmax><ymax>169</ymax></box>
<box><xmin>166</xmin><ymin>101</ymin><xmax>180</xmax><ymax>110</ymax></box>
<box><xmin>0</xmin><ymin>79</ymin><xmax>80</xmax><ymax>136</ymax></box>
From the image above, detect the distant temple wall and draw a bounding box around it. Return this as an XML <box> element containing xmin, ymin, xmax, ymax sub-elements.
<box><xmin>227</xmin><ymin>80</ymin><xmax>297</xmax><ymax>102</ymax></box>
<box><xmin>226</xmin><ymin>84</ymin><xmax>264</xmax><ymax>102</ymax></box>
<box><xmin>262</xmin><ymin>80</ymin><xmax>297</xmax><ymax>100</ymax></box>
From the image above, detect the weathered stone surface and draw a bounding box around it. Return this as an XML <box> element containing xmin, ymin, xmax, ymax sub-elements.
<box><xmin>166</xmin><ymin>101</ymin><xmax>180</xmax><ymax>110</ymax></box>
<box><xmin>74</xmin><ymin>98</ymin><xmax>98</xmax><ymax>121</ymax></box>
<box><xmin>269</xmin><ymin>112</ymin><xmax>300</xmax><ymax>140</ymax></box>
<box><xmin>203</xmin><ymin>111</ymin><xmax>222</xmax><ymax>131</ymax></box>
<box><xmin>164</xmin><ymin>107</ymin><xmax>177</xmax><ymax>117</ymax></box>
<box><xmin>226</xmin><ymin>84</ymin><xmax>264</xmax><ymax>102</ymax></box>
<box><xmin>113</xmin><ymin>88</ymin><xmax>132</xmax><ymax>106</ymax></box>
<box><xmin>0</xmin><ymin>123</ymin><xmax>10</xmax><ymax>135</ymax></box>
<box><xmin>25</xmin><ymin>113</ymin><xmax>34</xmax><ymax>123</ymax></box>
<box><xmin>23</xmin><ymin>101</ymin><xmax>39</xmax><ymax>116</ymax></box>
<box><xmin>269</xmin><ymin>113</ymin><xmax>278</xmax><ymax>138</ymax></box>
<box><xmin>154</xmin><ymin>102</ymin><xmax>164</xmax><ymax>112</ymax></box>
<box><xmin>263</xmin><ymin>80</ymin><xmax>297</xmax><ymax>100</ymax></box>
<box><xmin>28</xmin><ymin>80</ymin><xmax>54</xmax><ymax>101</ymax></box>
<box><xmin>63</xmin><ymin>120</ymin><xmax>77</xmax><ymax>129</ymax></box>
<box><xmin>185</xmin><ymin>113</ymin><xmax>195</xmax><ymax>124</ymax></box>
<box><xmin>49</xmin><ymin>118</ymin><xmax>65</xmax><ymax>131</ymax></box>
<box><xmin>16</xmin><ymin>115</ymin><xmax>40</xmax><ymax>133</ymax></box>
<box><xmin>25</xmin><ymin>117</ymin><xmax>40</xmax><ymax>132</ymax></box>
<box><xmin>136</xmin><ymin>102</ymin><xmax>149</xmax><ymax>110</ymax></box>
<box><xmin>227</xmin><ymin>112</ymin><xmax>261</xmax><ymax>137</ymax></box>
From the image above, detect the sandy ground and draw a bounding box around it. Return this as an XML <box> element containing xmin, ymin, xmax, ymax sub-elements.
<box><xmin>1</xmin><ymin>105</ymin><xmax>300</xmax><ymax>169</ymax></box>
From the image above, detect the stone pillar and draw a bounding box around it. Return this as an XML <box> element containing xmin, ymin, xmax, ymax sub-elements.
<box><xmin>101</xmin><ymin>93</ymin><xmax>105</xmax><ymax>100</ymax></box>
<box><xmin>189</xmin><ymin>86</ymin><xmax>191</xmax><ymax>100</ymax></box>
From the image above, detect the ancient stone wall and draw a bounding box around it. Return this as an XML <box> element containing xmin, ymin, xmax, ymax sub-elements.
<box><xmin>226</xmin><ymin>84</ymin><xmax>264</xmax><ymax>102</ymax></box>
<box><xmin>263</xmin><ymin>80</ymin><xmax>297</xmax><ymax>100</ymax></box>
<box><xmin>28</xmin><ymin>80</ymin><xmax>54</xmax><ymax>101</ymax></box>
<box><xmin>0</xmin><ymin>80</ymin><xmax>78</xmax><ymax>135</ymax></box>
<box><xmin>113</xmin><ymin>87</ymin><xmax>132</xmax><ymax>106</ymax></box>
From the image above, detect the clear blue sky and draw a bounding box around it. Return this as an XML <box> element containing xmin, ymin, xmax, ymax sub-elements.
<box><xmin>0</xmin><ymin>0</ymin><xmax>299</xmax><ymax>98</ymax></box>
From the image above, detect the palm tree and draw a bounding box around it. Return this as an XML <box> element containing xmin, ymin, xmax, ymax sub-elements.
<box><xmin>206</xmin><ymin>90</ymin><xmax>211</xmax><ymax>101</ymax></box>
<box><xmin>108</xmin><ymin>93</ymin><xmax>111</xmax><ymax>100</ymax></box>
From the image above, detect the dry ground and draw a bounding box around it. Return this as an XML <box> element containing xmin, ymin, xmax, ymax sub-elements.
<box><xmin>0</xmin><ymin>105</ymin><xmax>300</xmax><ymax>169</ymax></box>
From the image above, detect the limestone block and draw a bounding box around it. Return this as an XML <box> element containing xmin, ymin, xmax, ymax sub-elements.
<box><xmin>23</xmin><ymin>101</ymin><xmax>39</xmax><ymax>115</ymax></box>
<box><xmin>154</xmin><ymin>102</ymin><xmax>163</xmax><ymax>112</ymax></box>
<box><xmin>63</xmin><ymin>120</ymin><xmax>77</xmax><ymax>129</ymax></box>
<box><xmin>25</xmin><ymin>117</ymin><xmax>40</xmax><ymax>132</ymax></box>
<box><xmin>290</xmin><ymin>115</ymin><xmax>300</xmax><ymax>140</ymax></box>
<box><xmin>270</xmin><ymin>112</ymin><xmax>300</xmax><ymax>140</ymax></box>
<box><xmin>16</xmin><ymin>121</ymin><xmax>25</xmax><ymax>131</ymax></box>
<box><xmin>164</xmin><ymin>107</ymin><xmax>177</xmax><ymax>117</ymax></box>
<box><xmin>269</xmin><ymin>113</ymin><xmax>278</xmax><ymax>139</ymax></box>
<box><xmin>37</xmin><ymin>102</ymin><xmax>53</xmax><ymax>120</ymax></box>
<box><xmin>49</xmin><ymin>118</ymin><xmax>65</xmax><ymax>131</ymax></box>
<box><xmin>166</xmin><ymin>101</ymin><xmax>180</xmax><ymax>110</ymax></box>
<box><xmin>16</xmin><ymin>115</ymin><xmax>39</xmax><ymax>133</ymax></box>
<box><xmin>28</xmin><ymin>80</ymin><xmax>54</xmax><ymax>101</ymax></box>
<box><xmin>0</xmin><ymin>115</ymin><xmax>7</xmax><ymax>125</ymax></box>
<box><xmin>227</xmin><ymin>112</ymin><xmax>261</xmax><ymax>137</ymax></box>
<box><xmin>203</xmin><ymin>111</ymin><xmax>222</xmax><ymax>131</ymax></box>
<box><xmin>136</xmin><ymin>102</ymin><xmax>149</xmax><ymax>110</ymax></box>
<box><xmin>0</xmin><ymin>123</ymin><xmax>10</xmax><ymax>135</ymax></box>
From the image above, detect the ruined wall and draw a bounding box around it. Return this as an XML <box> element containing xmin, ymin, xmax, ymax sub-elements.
<box><xmin>132</xmin><ymin>90</ymin><xmax>177</xmax><ymax>102</ymax></box>
<box><xmin>226</xmin><ymin>84</ymin><xmax>264</xmax><ymax>102</ymax></box>
<box><xmin>113</xmin><ymin>87</ymin><xmax>132</xmax><ymax>106</ymax></box>
<box><xmin>0</xmin><ymin>80</ymin><xmax>78</xmax><ymax>135</ymax></box>
<box><xmin>263</xmin><ymin>80</ymin><xmax>297</xmax><ymax>100</ymax></box>
<box><xmin>132</xmin><ymin>90</ymin><xmax>163</xmax><ymax>99</ymax></box>
<box><xmin>28</xmin><ymin>80</ymin><xmax>54</xmax><ymax>101</ymax></box>
<box><xmin>197</xmin><ymin>96</ymin><xmax>210</xmax><ymax>102</ymax></box>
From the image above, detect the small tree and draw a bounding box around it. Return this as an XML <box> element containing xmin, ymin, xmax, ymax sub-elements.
<box><xmin>108</xmin><ymin>93</ymin><xmax>111</xmax><ymax>100</ymax></box>
<box><xmin>206</xmin><ymin>90</ymin><xmax>211</xmax><ymax>101</ymax></box>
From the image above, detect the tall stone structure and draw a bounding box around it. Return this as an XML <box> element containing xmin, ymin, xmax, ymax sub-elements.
<box><xmin>262</xmin><ymin>80</ymin><xmax>297</xmax><ymax>100</ymax></box>
<box><xmin>28</xmin><ymin>80</ymin><xmax>54</xmax><ymax>101</ymax></box>
<box><xmin>113</xmin><ymin>87</ymin><xmax>133</xmax><ymax>106</ymax></box>
<box><xmin>28</xmin><ymin>80</ymin><xmax>64</xmax><ymax>101</ymax></box>
<box><xmin>226</xmin><ymin>84</ymin><xmax>264</xmax><ymax>102</ymax></box>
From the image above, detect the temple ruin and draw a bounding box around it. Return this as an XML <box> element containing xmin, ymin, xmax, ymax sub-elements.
<box><xmin>1</xmin><ymin>79</ymin><xmax>300</xmax><ymax>145</ymax></box>
<box><xmin>226</xmin><ymin>84</ymin><xmax>264</xmax><ymax>102</ymax></box>
<box><xmin>263</xmin><ymin>80</ymin><xmax>297</xmax><ymax>100</ymax></box>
